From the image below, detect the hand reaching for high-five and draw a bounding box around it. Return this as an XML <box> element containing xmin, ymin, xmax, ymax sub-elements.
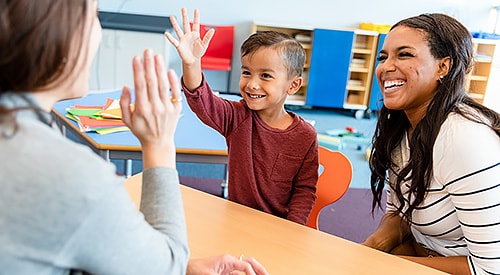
<box><xmin>165</xmin><ymin>8</ymin><xmax>215</xmax><ymax>66</ymax></box>
<box><xmin>164</xmin><ymin>8</ymin><xmax>213</xmax><ymax>91</ymax></box>
<box><xmin>120</xmin><ymin>49</ymin><xmax>182</xmax><ymax>169</ymax></box>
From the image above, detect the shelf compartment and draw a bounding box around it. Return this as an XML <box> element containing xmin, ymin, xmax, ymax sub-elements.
<box><xmin>346</xmin><ymin>91</ymin><xmax>364</xmax><ymax>105</ymax></box>
<box><xmin>465</xmin><ymin>39</ymin><xmax>498</xmax><ymax>105</ymax></box>
<box><xmin>469</xmin><ymin>75</ymin><xmax>489</xmax><ymax>81</ymax></box>
<box><xmin>347</xmin><ymin>86</ymin><xmax>367</xmax><ymax>93</ymax></box>
<box><xmin>468</xmin><ymin>93</ymin><xmax>485</xmax><ymax>100</ymax></box>
<box><xmin>468</xmin><ymin>80</ymin><xmax>488</xmax><ymax>92</ymax></box>
<box><xmin>349</xmin><ymin>67</ymin><xmax>369</xmax><ymax>73</ymax></box>
<box><xmin>352</xmin><ymin>48</ymin><xmax>372</xmax><ymax>54</ymax></box>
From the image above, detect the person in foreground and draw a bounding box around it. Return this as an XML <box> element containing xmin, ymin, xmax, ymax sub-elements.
<box><xmin>0</xmin><ymin>0</ymin><xmax>268</xmax><ymax>274</ymax></box>
<box><xmin>362</xmin><ymin>13</ymin><xmax>500</xmax><ymax>275</ymax></box>
<box><xmin>165</xmin><ymin>8</ymin><xmax>319</xmax><ymax>225</ymax></box>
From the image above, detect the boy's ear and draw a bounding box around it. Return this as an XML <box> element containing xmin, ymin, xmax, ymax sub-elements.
<box><xmin>288</xmin><ymin>76</ymin><xmax>303</xmax><ymax>95</ymax></box>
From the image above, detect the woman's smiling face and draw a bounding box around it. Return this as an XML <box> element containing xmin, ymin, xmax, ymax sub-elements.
<box><xmin>376</xmin><ymin>26</ymin><xmax>442</xmax><ymax>122</ymax></box>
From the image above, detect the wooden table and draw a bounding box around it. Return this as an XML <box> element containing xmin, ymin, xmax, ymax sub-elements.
<box><xmin>125</xmin><ymin>173</ymin><xmax>447</xmax><ymax>275</ymax></box>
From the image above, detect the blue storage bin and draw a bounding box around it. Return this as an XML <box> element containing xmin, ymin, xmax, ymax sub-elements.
<box><xmin>471</xmin><ymin>32</ymin><xmax>500</xmax><ymax>40</ymax></box>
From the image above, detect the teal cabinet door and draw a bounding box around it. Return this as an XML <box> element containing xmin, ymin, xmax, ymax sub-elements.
<box><xmin>306</xmin><ymin>29</ymin><xmax>354</xmax><ymax>108</ymax></box>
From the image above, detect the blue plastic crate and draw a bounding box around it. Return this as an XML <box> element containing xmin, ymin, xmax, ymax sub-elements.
<box><xmin>471</xmin><ymin>32</ymin><xmax>500</xmax><ymax>40</ymax></box>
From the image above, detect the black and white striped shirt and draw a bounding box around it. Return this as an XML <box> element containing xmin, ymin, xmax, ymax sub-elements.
<box><xmin>387</xmin><ymin>112</ymin><xmax>500</xmax><ymax>275</ymax></box>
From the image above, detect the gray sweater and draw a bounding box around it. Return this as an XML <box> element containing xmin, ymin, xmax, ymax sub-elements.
<box><xmin>0</xmin><ymin>93</ymin><xmax>189</xmax><ymax>274</ymax></box>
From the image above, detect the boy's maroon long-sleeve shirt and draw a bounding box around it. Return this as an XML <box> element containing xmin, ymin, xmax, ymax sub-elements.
<box><xmin>182</xmin><ymin>77</ymin><xmax>318</xmax><ymax>225</ymax></box>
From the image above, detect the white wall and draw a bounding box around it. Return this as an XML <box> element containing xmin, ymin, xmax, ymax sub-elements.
<box><xmin>100</xmin><ymin>0</ymin><xmax>498</xmax><ymax>31</ymax></box>
<box><xmin>98</xmin><ymin>0</ymin><xmax>500</xmax><ymax>92</ymax></box>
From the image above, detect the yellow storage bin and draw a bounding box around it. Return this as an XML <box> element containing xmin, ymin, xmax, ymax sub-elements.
<box><xmin>360</xmin><ymin>22</ymin><xmax>392</xmax><ymax>34</ymax></box>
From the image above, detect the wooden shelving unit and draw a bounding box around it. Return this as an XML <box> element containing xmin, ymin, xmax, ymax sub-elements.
<box><xmin>466</xmin><ymin>39</ymin><xmax>496</xmax><ymax>104</ymax></box>
<box><xmin>345</xmin><ymin>30</ymin><xmax>379</xmax><ymax>112</ymax></box>
<box><xmin>251</xmin><ymin>22</ymin><xmax>314</xmax><ymax>105</ymax></box>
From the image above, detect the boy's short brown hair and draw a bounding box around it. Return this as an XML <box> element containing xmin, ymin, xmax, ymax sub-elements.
<box><xmin>240</xmin><ymin>31</ymin><xmax>306</xmax><ymax>79</ymax></box>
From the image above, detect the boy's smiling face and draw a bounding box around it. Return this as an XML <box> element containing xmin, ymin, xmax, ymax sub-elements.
<box><xmin>239</xmin><ymin>47</ymin><xmax>302</xmax><ymax>115</ymax></box>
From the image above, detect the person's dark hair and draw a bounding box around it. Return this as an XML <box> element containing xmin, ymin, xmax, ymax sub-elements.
<box><xmin>369</xmin><ymin>13</ymin><xmax>500</xmax><ymax>223</ymax></box>
<box><xmin>240</xmin><ymin>31</ymin><xmax>305</xmax><ymax>79</ymax></box>
<box><xmin>0</xmin><ymin>0</ymin><xmax>92</xmax><ymax>129</ymax></box>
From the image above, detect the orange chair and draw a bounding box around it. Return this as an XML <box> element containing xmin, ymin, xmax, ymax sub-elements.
<box><xmin>306</xmin><ymin>146</ymin><xmax>353</xmax><ymax>230</ymax></box>
<box><xmin>198</xmin><ymin>23</ymin><xmax>235</xmax><ymax>92</ymax></box>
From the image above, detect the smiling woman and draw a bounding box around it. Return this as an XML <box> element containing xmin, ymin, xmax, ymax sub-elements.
<box><xmin>363</xmin><ymin>13</ymin><xmax>500</xmax><ymax>275</ymax></box>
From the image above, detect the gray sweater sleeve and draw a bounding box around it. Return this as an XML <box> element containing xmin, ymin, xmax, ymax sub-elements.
<box><xmin>58</xmin><ymin>167</ymin><xmax>189</xmax><ymax>275</ymax></box>
<box><xmin>141</xmin><ymin>167</ymin><xmax>188</xmax><ymax>238</ymax></box>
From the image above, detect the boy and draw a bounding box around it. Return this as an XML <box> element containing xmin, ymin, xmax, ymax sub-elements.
<box><xmin>166</xmin><ymin>8</ymin><xmax>318</xmax><ymax>225</ymax></box>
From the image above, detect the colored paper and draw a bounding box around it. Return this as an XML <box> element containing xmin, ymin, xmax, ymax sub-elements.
<box><xmin>65</xmin><ymin>98</ymin><xmax>131</xmax><ymax>135</ymax></box>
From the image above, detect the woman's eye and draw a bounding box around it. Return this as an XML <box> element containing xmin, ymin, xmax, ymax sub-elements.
<box><xmin>399</xmin><ymin>52</ymin><xmax>414</xmax><ymax>58</ymax></box>
<box><xmin>376</xmin><ymin>55</ymin><xmax>387</xmax><ymax>62</ymax></box>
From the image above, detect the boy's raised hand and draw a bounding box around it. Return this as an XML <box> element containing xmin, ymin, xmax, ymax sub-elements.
<box><xmin>165</xmin><ymin>8</ymin><xmax>214</xmax><ymax>66</ymax></box>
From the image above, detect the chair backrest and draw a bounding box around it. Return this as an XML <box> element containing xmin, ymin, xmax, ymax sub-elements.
<box><xmin>198</xmin><ymin>24</ymin><xmax>235</xmax><ymax>71</ymax></box>
<box><xmin>306</xmin><ymin>146</ymin><xmax>353</xmax><ymax>230</ymax></box>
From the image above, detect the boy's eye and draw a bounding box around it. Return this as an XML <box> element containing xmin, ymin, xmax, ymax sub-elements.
<box><xmin>241</xmin><ymin>70</ymin><xmax>250</xmax><ymax>76</ymax></box>
<box><xmin>261</xmin><ymin>73</ymin><xmax>272</xmax><ymax>79</ymax></box>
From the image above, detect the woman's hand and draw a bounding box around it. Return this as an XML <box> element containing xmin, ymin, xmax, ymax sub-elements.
<box><xmin>120</xmin><ymin>49</ymin><xmax>182</xmax><ymax>169</ymax></box>
<box><xmin>165</xmin><ymin>8</ymin><xmax>214</xmax><ymax>66</ymax></box>
<box><xmin>187</xmin><ymin>254</ymin><xmax>269</xmax><ymax>275</ymax></box>
<box><xmin>362</xmin><ymin>213</ymin><xmax>409</xmax><ymax>253</ymax></box>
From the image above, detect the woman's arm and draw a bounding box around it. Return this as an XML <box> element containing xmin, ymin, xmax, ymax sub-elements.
<box><xmin>362</xmin><ymin>212</ymin><xmax>411</xmax><ymax>253</ymax></box>
<box><xmin>116</xmin><ymin>48</ymin><xmax>189</xmax><ymax>272</ymax></box>
<box><xmin>61</xmin><ymin>167</ymin><xmax>189</xmax><ymax>274</ymax></box>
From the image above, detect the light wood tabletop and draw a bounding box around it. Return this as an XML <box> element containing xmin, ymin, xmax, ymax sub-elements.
<box><xmin>125</xmin><ymin>173</ymin><xmax>448</xmax><ymax>275</ymax></box>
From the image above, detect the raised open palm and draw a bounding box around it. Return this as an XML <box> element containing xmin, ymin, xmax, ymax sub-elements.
<box><xmin>165</xmin><ymin>8</ymin><xmax>215</xmax><ymax>65</ymax></box>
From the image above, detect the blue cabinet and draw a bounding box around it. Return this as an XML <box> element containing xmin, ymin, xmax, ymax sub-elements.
<box><xmin>306</xmin><ymin>29</ymin><xmax>354</xmax><ymax>108</ymax></box>
<box><xmin>306</xmin><ymin>29</ymin><xmax>380</xmax><ymax>115</ymax></box>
